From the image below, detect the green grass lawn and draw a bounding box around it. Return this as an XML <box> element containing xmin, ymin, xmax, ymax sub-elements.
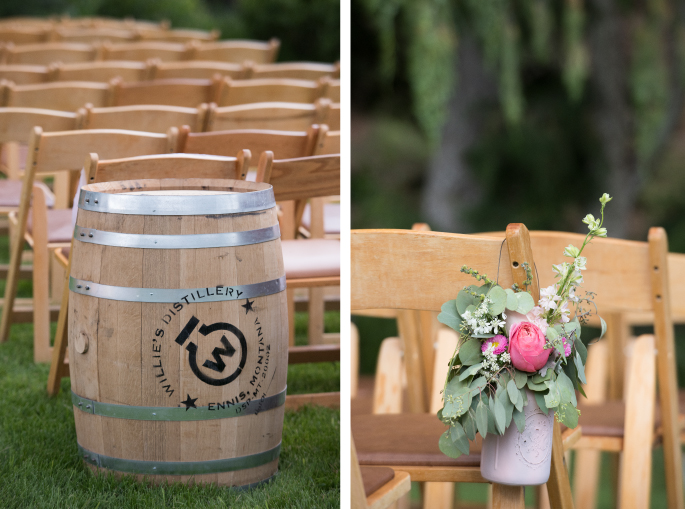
<box><xmin>0</xmin><ymin>259</ymin><xmax>340</xmax><ymax>508</ymax></box>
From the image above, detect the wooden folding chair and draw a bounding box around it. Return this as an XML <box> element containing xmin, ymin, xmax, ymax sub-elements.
<box><xmin>77</xmin><ymin>103</ymin><xmax>207</xmax><ymax>133</ymax></box>
<box><xmin>100</xmin><ymin>41</ymin><xmax>192</xmax><ymax>62</ymax></box>
<box><xmin>0</xmin><ymin>64</ymin><xmax>48</xmax><ymax>84</ymax></box>
<box><xmin>190</xmin><ymin>38</ymin><xmax>280</xmax><ymax>64</ymax></box>
<box><xmin>248</xmin><ymin>61</ymin><xmax>340</xmax><ymax>81</ymax></box>
<box><xmin>48</xmin><ymin>60</ymin><xmax>148</xmax><ymax>82</ymax></box>
<box><xmin>0</xmin><ymin>127</ymin><xmax>179</xmax><ymax>361</ymax></box>
<box><xmin>352</xmin><ymin>438</ymin><xmax>411</xmax><ymax>509</ymax></box>
<box><xmin>110</xmin><ymin>77</ymin><xmax>222</xmax><ymax>108</ymax></box>
<box><xmin>46</xmin><ymin>150</ymin><xmax>251</xmax><ymax>394</ymax></box>
<box><xmin>206</xmin><ymin>100</ymin><xmax>331</xmax><ymax>132</ymax></box>
<box><xmin>352</xmin><ymin>226</ymin><xmax>578</xmax><ymax>509</ymax></box>
<box><xmin>147</xmin><ymin>59</ymin><xmax>246</xmax><ymax>80</ymax></box>
<box><xmin>3</xmin><ymin>80</ymin><xmax>111</xmax><ymax>111</ymax></box>
<box><xmin>257</xmin><ymin>152</ymin><xmax>340</xmax><ymax>408</ymax></box>
<box><xmin>2</xmin><ymin>42</ymin><xmax>97</xmax><ymax>65</ymax></box>
<box><xmin>217</xmin><ymin>77</ymin><xmax>326</xmax><ymax>107</ymax></box>
<box><xmin>323</xmin><ymin>78</ymin><xmax>340</xmax><ymax>102</ymax></box>
<box><xmin>0</xmin><ymin>26</ymin><xmax>50</xmax><ymax>45</ymax></box>
<box><xmin>523</xmin><ymin>229</ymin><xmax>683</xmax><ymax>509</ymax></box>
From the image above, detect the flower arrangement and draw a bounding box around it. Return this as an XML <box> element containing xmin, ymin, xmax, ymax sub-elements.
<box><xmin>436</xmin><ymin>194</ymin><xmax>612</xmax><ymax>459</ymax></box>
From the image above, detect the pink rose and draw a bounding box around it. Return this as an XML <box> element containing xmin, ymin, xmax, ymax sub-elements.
<box><xmin>508</xmin><ymin>321</ymin><xmax>552</xmax><ymax>372</ymax></box>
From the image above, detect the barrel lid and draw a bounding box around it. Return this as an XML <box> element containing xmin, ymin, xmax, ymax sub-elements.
<box><xmin>78</xmin><ymin>179</ymin><xmax>275</xmax><ymax>216</ymax></box>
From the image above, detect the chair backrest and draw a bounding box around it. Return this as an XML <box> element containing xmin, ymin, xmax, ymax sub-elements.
<box><xmin>49</xmin><ymin>60</ymin><xmax>148</xmax><ymax>82</ymax></box>
<box><xmin>86</xmin><ymin>151</ymin><xmax>250</xmax><ymax>184</ymax></box>
<box><xmin>314</xmin><ymin>126</ymin><xmax>340</xmax><ymax>155</ymax></box>
<box><xmin>0</xmin><ymin>107</ymin><xmax>78</xmax><ymax>144</ymax></box>
<box><xmin>180</xmin><ymin>125</ymin><xmax>321</xmax><ymax>160</ymax></box>
<box><xmin>110</xmin><ymin>77</ymin><xmax>222</xmax><ymax>107</ymax></box>
<box><xmin>3</xmin><ymin>42</ymin><xmax>97</xmax><ymax>65</ymax></box>
<box><xmin>324</xmin><ymin>78</ymin><xmax>340</xmax><ymax>102</ymax></box>
<box><xmin>0</xmin><ymin>26</ymin><xmax>49</xmax><ymax>45</ymax></box>
<box><xmin>249</xmin><ymin>61</ymin><xmax>340</xmax><ymax>81</ymax></box>
<box><xmin>4</xmin><ymin>80</ymin><xmax>111</xmax><ymax>110</ymax></box>
<box><xmin>77</xmin><ymin>104</ymin><xmax>207</xmax><ymax>133</ymax></box>
<box><xmin>140</xmin><ymin>28</ymin><xmax>220</xmax><ymax>43</ymax></box>
<box><xmin>206</xmin><ymin>100</ymin><xmax>330</xmax><ymax>132</ymax></box>
<box><xmin>217</xmin><ymin>77</ymin><xmax>324</xmax><ymax>107</ymax></box>
<box><xmin>328</xmin><ymin>103</ymin><xmax>340</xmax><ymax>131</ymax></box>
<box><xmin>191</xmin><ymin>38</ymin><xmax>280</xmax><ymax>63</ymax></box>
<box><xmin>27</xmin><ymin>126</ymin><xmax>177</xmax><ymax>177</ymax></box>
<box><xmin>148</xmin><ymin>59</ymin><xmax>245</xmax><ymax>80</ymax></box>
<box><xmin>256</xmin><ymin>152</ymin><xmax>340</xmax><ymax>201</ymax></box>
<box><xmin>50</xmin><ymin>27</ymin><xmax>138</xmax><ymax>44</ymax></box>
<box><xmin>101</xmin><ymin>41</ymin><xmax>192</xmax><ymax>62</ymax></box>
<box><xmin>0</xmin><ymin>64</ymin><xmax>48</xmax><ymax>84</ymax></box>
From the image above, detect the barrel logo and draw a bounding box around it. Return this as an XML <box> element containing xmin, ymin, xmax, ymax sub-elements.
<box><xmin>174</xmin><ymin>316</ymin><xmax>248</xmax><ymax>387</ymax></box>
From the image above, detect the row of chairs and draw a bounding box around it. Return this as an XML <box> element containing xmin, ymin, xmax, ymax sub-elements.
<box><xmin>0</xmin><ymin>59</ymin><xmax>340</xmax><ymax>85</ymax></box>
<box><xmin>0</xmin><ymin>76</ymin><xmax>341</xmax><ymax>111</ymax></box>
<box><xmin>0</xmin><ymin>39</ymin><xmax>281</xmax><ymax>65</ymax></box>
<box><xmin>0</xmin><ymin>15</ymin><xmax>167</xmax><ymax>31</ymax></box>
<box><xmin>0</xmin><ymin>102</ymin><xmax>340</xmax><ymax>180</ymax></box>
<box><xmin>0</xmin><ymin>24</ymin><xmax>220</xmax><ymax>45</ymax></box>
<box><xmin>0</xmin><ymin>124</ymin><xmax>340</xmax><ymax>359</ymax></box>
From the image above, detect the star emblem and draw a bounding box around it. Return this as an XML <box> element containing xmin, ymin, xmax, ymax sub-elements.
<box><xmin>241</xmin><ymin>298</ymin><xmax>255</xmax><ymax>314</ymax></box>
<box><xmin>181</xmin><ymin>394</ymin><xmax>198</xmax><ymax>411</ymax></box>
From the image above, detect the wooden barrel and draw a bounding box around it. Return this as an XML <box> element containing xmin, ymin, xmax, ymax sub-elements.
<box><xmin>68</xmin><ymin>178</ymin><xmax>288</xmax><ymax>487</ymax></box>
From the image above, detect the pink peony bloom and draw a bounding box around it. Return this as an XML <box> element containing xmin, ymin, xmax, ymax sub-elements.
<box><xmin>561</xmin><ymin>337</ymin><xmax>572</xmax><ymax>357</ymax></box>
<box><xmin>482</xmin><ymin>335</ymin><xmax>508</xmax><ymax>355</ymax></box>
<box><xmin>508</xmin><ymin>321</ymin><xmax>552</xmax><ymax>372</ymax></box>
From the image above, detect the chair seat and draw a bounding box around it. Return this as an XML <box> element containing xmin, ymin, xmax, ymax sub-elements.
<box><xmin>361</xmin><ymin>466</ymin><xmax>395</xmax><ymax>497</ymax></box>
<box><xmin>301</xmin><ymin>202</ymin><xmax>340</xmax><ymax>235</ymax></box>
<box><xmin>353</xmin><ymin>413</ymin><xmax>483</xmax><ymax>467</ymax></box>
<box><xmin>282</xmin><ymin>238</ymin><xmax>340</xmax><ymax>279</ymax></box>
<box><xmin>27</xmin><ymin>208</ymin><xmax>73</xmax><ymax>243</ymax></box>
<box><xmin>0</xmin><ymin>180</ymin><xmax>55</xmax><ymax>209</ymax></box>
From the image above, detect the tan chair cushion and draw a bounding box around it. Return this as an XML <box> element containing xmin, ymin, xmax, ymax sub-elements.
<box><xmin>0</xmin><ymin>180</ymin><xmax>54</xmax><ymax>208</ymax></box>
<box><xmin>361</xmin><ymin>466</ymin><xmax>395</xmax><ymax>497</ymax></box>
<box><xmin>577</xmin><ymin>400</ymin><xmax>626</xmax><ymax>438</ymax></box>
<box><xmin>301</xmin><ymin>202</ymin><xmax>340</xmax><ymax>235</ymax></box>
<box><xmin>282</xmin><ymin>238</ymin><xmax>340</xmax><ymax>279</ymax></box>
<box><xmin>353</xmin><ymin>413</ymin><xmax>482</xmax><ymax>467</ymax></box>
<box><xmin>27</xmin><ymin>208</ymin><xmax>73</xmax><ymax>243</ymax></box>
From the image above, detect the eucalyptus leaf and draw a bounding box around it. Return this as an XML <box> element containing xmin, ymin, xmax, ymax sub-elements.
<box><xmin>493</xmin><ymin>397</ymin><xmax>506</xmax><ymax>433</ymax></box>
<box><xmin>557</xmin><ymin>402</ymin><xmax>580</xmax><ymax>428</ymax></box>
<box><xmin>599</xmin><ymin>316</ymin><xmax>607</xmax><ymax>340</ymax></box>
<box><xmin>439</xmin><ymin>429</ymin><xmax>464</xmax><ymax>459</ymax></box>
<box><xmin>532</xmin><ymin>369</ymin><xmax>553</xmax><ymax>384</ymax></box>
<box><xmin>457</xmin><ymin>288</ymin><xmax>479</xmax><ymax>315</ymax></box>
<box><xmin>458</xmin><ymin>363</ymin><xmax>483</xmax><ymax>381</ymax></box>
<box><xmin>527</xmin><ymin>379</ymin><xmax>547</xmax><ymax>392</ymax></box>
<box><xmin>487</xmin><ymin>285</ymin><xmax>507</xmax><ymax>315</ymax></box>
<box><xmin>437</xmin><ymin>408</ymin><xmax>444</xmax><ymax>422</ymax></box>
<box><xmin>575</xmin><ymin>338</ymin><xmax>588</xmax><ymax>364</ymax></box>
<box><xmin>437</xmin><ymin>299</ymin><xmax>462</xmax><ymax>332</ymax></box>
<box><xmin>514</xmin><ymin>370</ymin><xmax>528</xmax><ymax>389</ymax></box>
<box><xmin>470</xmin><ymin>376</ymin><xmax>488</xmax><ymax>391</ymax></box>
<box><xmin>546</xmin><ymin>327</ymin><xmax>559</xmax><ymax>342</ymax></box>
<box><xmin>459</xmin><ymin>338</ymin><xmax>484</xmax><ymax>366</ymax></box>
<box><xmin>574</xmin><ymin>350</ymin><xmax>587</xmax><ymax>384</ymax></box>
<box><xmin>512</xmin><ymin>407</ymin><xmax>526</xmax><ymax>433</ymax></box>
<box><xmin>556</xmin><ymin>371</ymin><xmax>577</xmax><ymax>406</ymax></box>
<box><xmin>520</xmin><ymin>387</ymin><xmax>528</xmax><ymax>407</ymax></box>
<box><xmin>463</xmin><ymin>410</ymin><xmax>477</xmax><ymax>441</ymax></box>
<box><xmin>476</xmin><ymin>399</ymin><xmax>488</xmax><ymax>438</ymax></box>
<box><xmin>499</xmin><ymin>386</ymin><xmax>514</xmax><ymax>428</ymax></box>
<box><xmin>562</xmin><ymin>358</ymin><xmax>579</xmax><ymax>391</ymax></box>
<box><xmin>514</xmin><ymin>387</ymin><xmax>524</xmax><ymax>412</ymax></box>
<box><xmin>472</xmin><ymin>333</ymin><xmax>496</xmax><ymax>339</ymax></box>
<box><xmin>507</xmin><ymin>379</ymin><xmax>519</xmax><ymax>405</ymax></box>
<box><xmin>515</xmin><ymin>291</ymin><xmax>535</xmax><ymax>314</ymax></box>
<box><xmin>534</xmin><ymin>391</ymin><xmax>549</xmax><ymax>415</ymax></box>
<box><xmin>487</xmin><ymin>396</ymin><xmax>498</xmax><ymax>434</ymax></box>
<box><xmin>444</xmin><ymin>378</ymin><xmax>473</xmax><ymax>418</ymax></box>
<box><xmin>544</xmin><ymin>380</ymin><xmax>561</xmax><ymax>408</ymax></box>
<box><xmin>505</xmin><ymin>288</ymin><xmax>519</xmax><ymax>310</ymax></box>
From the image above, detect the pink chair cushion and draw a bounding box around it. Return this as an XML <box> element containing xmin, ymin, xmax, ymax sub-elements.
<box><xmin>27</xmin><ymin>208</ymin><xmax>73</xmax><ymax>243</ymax></box>
<box><xmin>301</xmin><ymin>202</ymin><xmax>340</xmax><ymax>235</ymax></box>
<box><xmin>0</xmin><ymin>180</ymin><xmax>54</xmax><ymax>208</ymax></box>
<box><xmin>282</xmin><ymin>239</ymin><xmax>340</xmax><ymax>279</ymax></box>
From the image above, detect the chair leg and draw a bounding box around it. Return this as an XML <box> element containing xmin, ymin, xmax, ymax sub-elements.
<box><xmin>492</xmin><ymin>484</ymin><xmax>524</xmax><ymax>509</ymax></box>
<box><xmin>32</xmin><ymin>240</ymin><xmax>50</xmax><ymax>363</ymax></box>
<box><xmin>618</xmin><ymin>334</ymin><xmax>656</xmax><ymax>509</ymax></box>
<box><xmin>546</xmin><ymin>422</ymin><xmax>575</xmax><ymax>509</ymax></box>
<box><xmin>308</xmin><ymin>286</ymin><xmax>325</xmax><ymax>345</ymax></box>
<box><xmin>373</xmin><ymin>338</ymin><xmax>403</xmax><ymax>415</ymax></box>
<box><xmin>287</xmin><ymin>287</ymin><xmax>295</xmax><ymax>347</ymax></box>
<box><xmin>351</xmin><ymin>322</ymin><xmax>359</xmax><ymax>399</ymax></box>
<box><xmin>47</xmin><ymin>274</ymin><xmax>70</xmax><ymax>396</ymax></box>
<box><xmin>423</xmin><ymin>482</ymin><xmax>454</xmax><ymax>509</ymax></box>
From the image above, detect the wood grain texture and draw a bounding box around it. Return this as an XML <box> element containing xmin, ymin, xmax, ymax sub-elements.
<box><xmin>367</xmin><ymin>471</ymin><xmax>412</xmax><ymax>509</ymax></box>
<box><xmin>101</xmin><ymin>41</ymin><xmax>192</xmax><ymax>62</ymax></box>
<box><xmin>150</xmin><ymin>60</ymin><xmax>245</xmax><ymax>81</ymax></box>
<box><xmin>5</xmin><ymin>80</ymin><xmax>110</xmax><ymax>111</ymax></box>
<box><xmin>619</xmin><ymin>334</ymin><xmax>656</xmax><ymax>509</ymax></box>
<box><xmin>251</xmin><ymin>62</ymin><xmax>339</xmax><ymax>81</ymax></box>
<box><xmin>191</xmin><ymin>39</ymin><xmax>280</xmax><ymax>64</ymax></box>
<box><xmin>4</xmin><ymin>42</ymin><xmax>96</xmax><ymax>65</ymax></box>
<box><xmin>648</xmin><ymin>227</ymin><xmax>684</xmax><ymax>509</ymax></box>
<box><xmin>373</xmin><ymin>338</ymin><xmax>403</xmax><ymax>415</ymax></box>
<box><xmin>492</xmin><ymin>484</ymin><xmax>524</xmax><ymax>509</ymax></box>
<box><xmin>208</xmin><ymin>101</ymin><xmax>329</xmax><ymax>133</ymax></box>
<box><xmin>79</xmin><ymin>104</ymin><xmax>205</xmax><ymax>133</ymax></box>
<box><xmin>47</xmin><ymin>242</ymin><xmax>72</xmax><ymax>395</ymax></box>
<box><xmin>0</xmin><ymin>107</ymin><xmax>77</xmax><ymax>144</ymax></box>
<box><xmin>258</xmin><ymin>153</ymin><xmax>340</xmax><ymax>202</ymax></box>
<box><xmin>69</xmin><ymin>179</ymin><xmax>287</xmax><ymax>486</ymax></box>
<box><xmin>50</xmin><ymin>61</ymin><xmax>147</xmax><ymax>82</ymax></box>
<box><xmin>218</xmin><ymin>78</ymin><xmax>322</xmax><ymax>107</ymax></box>
<box><xmin>110</xmin><ymin>77</ymin><xmax>221</xmax><ymax>108</ymax></box>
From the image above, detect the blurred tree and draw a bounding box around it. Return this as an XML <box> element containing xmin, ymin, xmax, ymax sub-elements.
<box><xmin>357</xmin><ymin>0</ymin><xmax>685</xmax><ymax>240</ymax></box>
